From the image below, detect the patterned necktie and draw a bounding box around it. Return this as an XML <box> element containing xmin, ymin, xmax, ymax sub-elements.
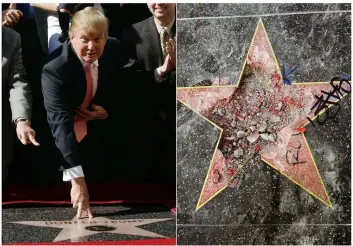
<box><xmin>74</xmin><ymin>62</ymin><xmax>94</xmax><ymax>142</ymax></box>
<box><xmin>160</xmin><ymin>27</ymin><xmax>169</xmax><ymax>57</ymax></box>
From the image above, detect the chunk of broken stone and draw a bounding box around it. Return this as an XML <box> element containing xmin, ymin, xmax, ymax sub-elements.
<box><xmin>231</xmin><ymin>120</ymin><xmax>237</xmax><ymax>128</ymax></box>
<box><xmin>273</xmin><ymin>116</ymin><xmax>281</xmax><ymax>122</ymax></box>
<box><xmin>260</xmin><ymin>133</ymin><xmax>269</xmax><ymax>140</ymax></box>
<box><xmin>247</xmin><ymin>132</ymin><xmax>259</xmax><ymax>143</ymax></box>
<box><xmin>218</xmin><ymin>108</ymin><xmax>225</xmax><ymax>116</ymax></box>
<box><xmin>258</xmin><ymin>122</ymin><xmax>267</xmax><ymax>132</ymax></box>
<box><xmin>250</xmin><ymin>126</ymin><xmax>256</xmax><ymax>132</ymax></box>
<box><xmin>268</xmin><ymin>133</ymin><xmax>277</xmax><ymax>142</ymax></box>
<box><xmin>275</xmin><ymin>102</ymin><xmax>283</xmax><ymax>110</ymax></box>
<box><xmin>250</xmin><ymin>121</ymin><xmax>257</xmax><ymax>126</ymax></box>
<box><xmin>267</xmin><ymin>125</ymin><xmax>272</xmax><ymax>133</ymax></box>
<box><xmin>237</xmin><ymin>130</ymin><xmax>246</xmax><ymax>138</ymax></box>
<box><xmin>234</xmin><ymin>148</ymin><xmax>244</xmax><ymax>158</ymax></box>
<box><xmin>225</xmin><ymin>136</ymin><xmax>235</xmax><ymax>141</ymax></box>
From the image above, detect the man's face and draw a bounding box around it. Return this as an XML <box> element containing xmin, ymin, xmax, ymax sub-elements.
<box><xmin>147</xmin><ymin>3</ymin><xmax>176</xmax><ymax>19</ymax></box>
<box><xmin>70</xmin><ymin>29</ymin><xmax>106</xmax><ymax>63</ymax></box>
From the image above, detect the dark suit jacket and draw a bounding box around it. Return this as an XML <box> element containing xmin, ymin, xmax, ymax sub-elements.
<box><xmin>120</xmin><ymin>16</ymin><xmax>176</xmax><ymax>184</ymax></box>
<box><xmin>41</xmin><ymin>37</ymin><xmax>124</xmax><ymax>170</ymax></box>
<box><xmin>122</xmin><ymin>16</ymin><xmax>176</xmax><ymax>129</ymax></box>
<box><xmin>102</xmin><ymin>3</ymin><xmax>151</xmax><ymax>40</ymax></box>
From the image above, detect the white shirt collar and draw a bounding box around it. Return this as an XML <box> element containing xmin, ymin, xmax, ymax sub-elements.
<box><xmin>154</xmin><ymin>16</ymin><xmax>175</xmax><ymax>35</ymax></box>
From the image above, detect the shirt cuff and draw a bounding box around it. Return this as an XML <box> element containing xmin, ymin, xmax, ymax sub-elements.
<box><xmin>154</xmin><ymin>67</ymin><xmax>165</xmax><ymax>83</ymax></box>
<box><xmin>63</xmin><ymin>165</ymin><xmax>85</xmax><ymax>182</ymax></box>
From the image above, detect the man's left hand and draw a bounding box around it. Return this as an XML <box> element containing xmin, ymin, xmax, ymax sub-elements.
<box><xmin>75</xmin><ymin>104</ymin><xmax>108</xmax><ymax>120</ymax></box>
<box><xmin>16</xmin><ymin>121</ymin><xmax>40</xmax><ymax>146</ymax></box>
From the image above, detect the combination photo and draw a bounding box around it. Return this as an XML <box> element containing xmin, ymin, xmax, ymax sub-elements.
<box><xmin>1</xmin><ymin>2</ymin><xmax>351</xmax><ymax>246</ymax></box>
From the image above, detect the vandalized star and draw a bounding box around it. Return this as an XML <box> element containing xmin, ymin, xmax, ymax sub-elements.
<box><xmin>178</xmin><ymin>18</ymin><xmax>350</xmax><ymax>211</ymax></box>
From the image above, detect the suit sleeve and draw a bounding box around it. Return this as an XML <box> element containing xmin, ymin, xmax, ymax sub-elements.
<box><xmin>41</xmin><ymin>66</ymin><xmax>83</xmax><ymax>169</ymax></box>
<box><xmin>8</xmin><ymin>31</ymin><xmax>32</xmax><ymax>122</ymax></box>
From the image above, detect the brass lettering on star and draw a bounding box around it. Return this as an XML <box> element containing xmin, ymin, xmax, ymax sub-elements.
<box><xmin>45</xmin><ymin>219</ymin><xmax>144</xmax><ymax>225</ymax></box>
<box><xmin>45</xmin><ymin>221</ymin><xmax>98</xmax><ymax>225</ymax></box>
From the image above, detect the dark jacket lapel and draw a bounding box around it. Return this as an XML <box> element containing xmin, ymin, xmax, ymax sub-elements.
<box><xmin>92</xmin><ymin>41</ymin><xmax>113</xmax><ymax>105</ymax></box>
<box><xmin>65</xmin><ymin>42</ymin><xmax>87</xmax><ymax>106</ymax></box>
<box><xmin>145</xmin><ymin>17</ymin><xmax>163</xmax><ymax>66</ymax></box>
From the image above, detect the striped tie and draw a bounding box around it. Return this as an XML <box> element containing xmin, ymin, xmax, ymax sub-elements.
<box><xmin>160</xmin><ymin>28</ymin><xmax>169</xmax><ymax>57</ymax></box>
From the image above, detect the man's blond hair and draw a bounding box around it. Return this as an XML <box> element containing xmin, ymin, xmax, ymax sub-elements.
<box><xmin>69</xmin><ymin>7</ymin><xmax>108</xmax><ymax>38</ymax></box>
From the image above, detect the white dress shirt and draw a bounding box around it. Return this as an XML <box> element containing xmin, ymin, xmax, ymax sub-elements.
<box><xmin>154</xmin><ymin>16</ymin><xmax>175</xmax><ymax>38</ymax></box>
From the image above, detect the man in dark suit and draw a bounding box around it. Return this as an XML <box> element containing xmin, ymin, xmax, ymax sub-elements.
<box><xmin>121</xmin><ymin>3</ymin><xmax>176</xmax><ymax>184</ymax></box>
<box><xmin>2</xmin><ymin>26</ymin><xmax>40</xmax><ymax>184</ymax></box>
<box><xmin>41</xmin><ymin>7</ymin><xmax>125</xmax><ymax>218</ymax></box>
<box><xmin>102</xmin><ymin>3</ymin><xmax>151</xmax><ymax>40</ymax></box>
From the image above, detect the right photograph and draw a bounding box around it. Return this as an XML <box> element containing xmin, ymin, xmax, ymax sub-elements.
<box><xmin>176</xmin><ymin>3</ymin><xmax>351</xmax><ymax>245</ymax></box>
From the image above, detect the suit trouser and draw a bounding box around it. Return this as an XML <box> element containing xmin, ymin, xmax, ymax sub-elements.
<box><xmin>78</xmin><ymin>130</ymin><xmax>106</xmax><ymax>183</ymax></box>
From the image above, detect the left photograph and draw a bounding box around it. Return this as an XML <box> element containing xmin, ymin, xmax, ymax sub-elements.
<box><xmin>2</xmin><ymin>3</ymin><xmax>176</xmax><ymax>245</ymax></box>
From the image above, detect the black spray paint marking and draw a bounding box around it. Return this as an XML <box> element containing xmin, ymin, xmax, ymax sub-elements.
<box><xmin>286</xmin><ymin>133</ymin><xmax>306</xmax><ymax>166</ymax></box>
<box><xmin>307</xmin><ymin>76</ymin><xmax>350</xmax><ymax>127</ymax></box>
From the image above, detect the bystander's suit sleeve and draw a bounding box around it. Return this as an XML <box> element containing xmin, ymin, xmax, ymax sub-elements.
<box><xmin>41</xmin><ymin>65</ymin><xmax>83</xmax><ymax>170</ymax></box>
<box><xmin>9</xmin><ymin>30</ymin><xmax>32</xmax><ymax>122</ymax></box>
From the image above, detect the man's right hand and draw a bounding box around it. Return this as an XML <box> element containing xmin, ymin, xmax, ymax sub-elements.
<box><xmin>71</xmin><ymin>177</ymin><xmax>94</xmax><ymax>219</ymax></box>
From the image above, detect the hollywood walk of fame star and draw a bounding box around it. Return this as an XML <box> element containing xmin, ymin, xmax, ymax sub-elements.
<box><xmin>177</xmin><ymin>18</ymin><xmax>350</xmax><ymax>211</ymax></box>
<box><xmin>11</xmin><ymin>216</ymin><xmax>173</xmax><ymax>242</ymax></box>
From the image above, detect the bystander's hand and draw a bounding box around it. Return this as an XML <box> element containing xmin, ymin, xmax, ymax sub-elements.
<box><xmin>16</xmin><ymin>121</ymin><xmax>40</xmax><ymax>146</ymax></box>
<box><xmin>158</xmin><ymin>54</ymin><xmax>175</xmax><ymax>78</ymax></box>
<box><xmin>2</xmin><ymin>3</ymin><xmax>23</xmax><ymax>27</ymax></box>
<box><xmin>166</xmin><ymin>37</ymin><xmax>176</xmax><ymax>66</ymax></box>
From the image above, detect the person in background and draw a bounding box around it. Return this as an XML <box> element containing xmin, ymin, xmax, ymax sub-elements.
<box><xmin>121</xmin><ymin>3</ymin><xmax>176</xmax><ymax>185</ymax></box>
<box><xmin>30</xmin><ymin>3</ymin><xmax>104</xmax><ymax>53</ymax></box>
<box><xmin>2</xmin><ymin>3</ymin><xmax>23</xmax><ymax>27</ymax></box>
<box><xmin>2</xmin><ymin>26</ymin><xmax>40</xmax><ymax>184</ymax></box>
<box><xmin>102</xmin><ymin>3</ymin><xmax>151</xmax><ymax>40</ymax></box>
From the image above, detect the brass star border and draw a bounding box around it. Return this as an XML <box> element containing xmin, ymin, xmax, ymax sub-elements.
<box><xmin>177</xmin><ymin>18</ymin><xmax>350</xmax><ymax>211</ymax></box>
